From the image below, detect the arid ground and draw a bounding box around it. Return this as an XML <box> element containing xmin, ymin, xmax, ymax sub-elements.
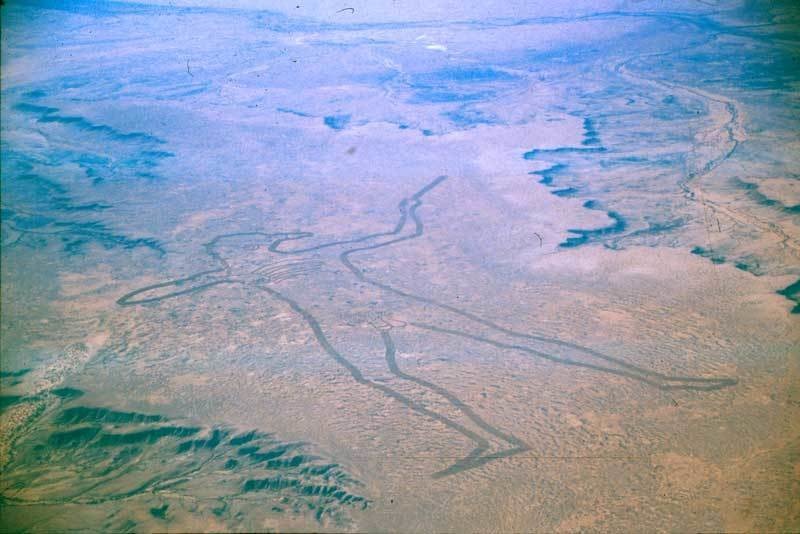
<box><xmin>1</xmin><ymin>1</ymin><xmax>798</xmax><ymax>531</ymax></box>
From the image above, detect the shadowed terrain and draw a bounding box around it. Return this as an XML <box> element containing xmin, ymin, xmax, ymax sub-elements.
<box><xmin>1</xmin><ymin>390</ymin><xmax>367</xmax><ymax>531</ymax></box>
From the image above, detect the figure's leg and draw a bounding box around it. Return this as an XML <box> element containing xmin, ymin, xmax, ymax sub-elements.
<box><xmin>343</xmin><ymin>270</ymin><xmax>733</xmax><ymax>390</ymax></box>
<box><xmin>408</xmin><ymin>321</ymin><xmax>737</xmax><ymax>391</ymax></box>
<box><xmin>255</xmin><ymin>284</ymin><xmax>527</xmax><ymax>478</ymax></box>
<box><xmin>377</xmin><ymin>329</ymin><xmax>528</xmax><ymax>478</ymax></box>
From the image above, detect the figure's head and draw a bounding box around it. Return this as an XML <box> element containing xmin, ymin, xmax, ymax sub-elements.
<box><xmin>204</xmin><ymin>232</ymin><xmax>312</xmax><ymax>273</ymax></box>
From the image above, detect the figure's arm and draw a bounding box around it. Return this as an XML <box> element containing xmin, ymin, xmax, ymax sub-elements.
<box><xmin>362</xmin><ymin>175</ymin><xmax>447</xmax><ymax>247</ymax></box>
<box><xmin>268</xmin><ymin>176</ymin><xmax>446</xmax><ymax>255</ymax></box>
<box><xmin>344</xmin><ymin>175</ymin><xmax>447</xmax><ymax>253</ymax></box>
<box><xmin>116</xmin><ymin>269</ymin><xmax>232</xmax><ymax>306</ymax></box>
<box><xmin>266</xmin><ymin>214</ymin><xmax>411</xmax><ymax>254</ymax></box>
<box><xmin>339</xmin><ymin>175</ymin><xmax>449</xmax><ymax>252</ymax></box>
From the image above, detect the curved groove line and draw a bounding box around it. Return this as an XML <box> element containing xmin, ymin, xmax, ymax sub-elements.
<box><xmin>409</xmin><ymin>322</ymin><xmax>736</xmax><ymax>392</ymax></box>
<box><xmin>117</xmin><ymin>174</ymin><xmax>738</xmax><ymax>478</ymax></box>
<box><xmin>327</xmin><ymin>177</ymin><xmax>736</xmax><ymax>390</ymax></box>
<box><xmin>116</xmin><ymin>269</ymin><xmax>231</xmax><ymax>306</ymax></box>
<box><xmin>380</xmin><ymin>330</ymin><xmax>527</xmax><ymax>448</ymax></box>
<box><xmin>253</xmin><ymin>283</ymin><xmax>502</xmax><ymax>477</ymax></box>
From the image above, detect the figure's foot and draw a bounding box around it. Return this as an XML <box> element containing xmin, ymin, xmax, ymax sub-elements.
<box><xmin>431</xmin><ymin>444</ymin><xmax>530</xmax><ymax>479</ymax></box>
<box><xmin>657</xmin><ymin>375</ymin><xmax>738</xmax><ymax>391</ymax></box>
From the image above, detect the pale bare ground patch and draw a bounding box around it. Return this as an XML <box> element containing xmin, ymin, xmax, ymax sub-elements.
<box><xmin>170</xmin><ymin>208</ymin><xmax>231</xmax><ymax>237</ymax></box>
<box><xmin>58</xmin><ymin>265</ymin><xmax>116</xmax><ymax>298</ymax></box>
<box><xmin>652</xmin><ymin>452</ymin><xmax>723</xmax><ymax>495</ymax></box>
<box><xmin>24</xmin><ymin>333</ymin><xmax>110</xmax><ymax>394</ymax></box>
<box><xmin>0</xmin><ymin>402</ymin><xmax>40</xmax><ymax>467</ymax></box>
<box><xmin>0</xmin><ymin>331</ymin><xmax>110</xmax><ymax>468</ymax></box>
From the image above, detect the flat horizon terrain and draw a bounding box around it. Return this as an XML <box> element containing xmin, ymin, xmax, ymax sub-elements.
<box><xmin>1</xmin><ymin>1</ymin><xmax>798</xmax><ymax>531</ymax></box>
